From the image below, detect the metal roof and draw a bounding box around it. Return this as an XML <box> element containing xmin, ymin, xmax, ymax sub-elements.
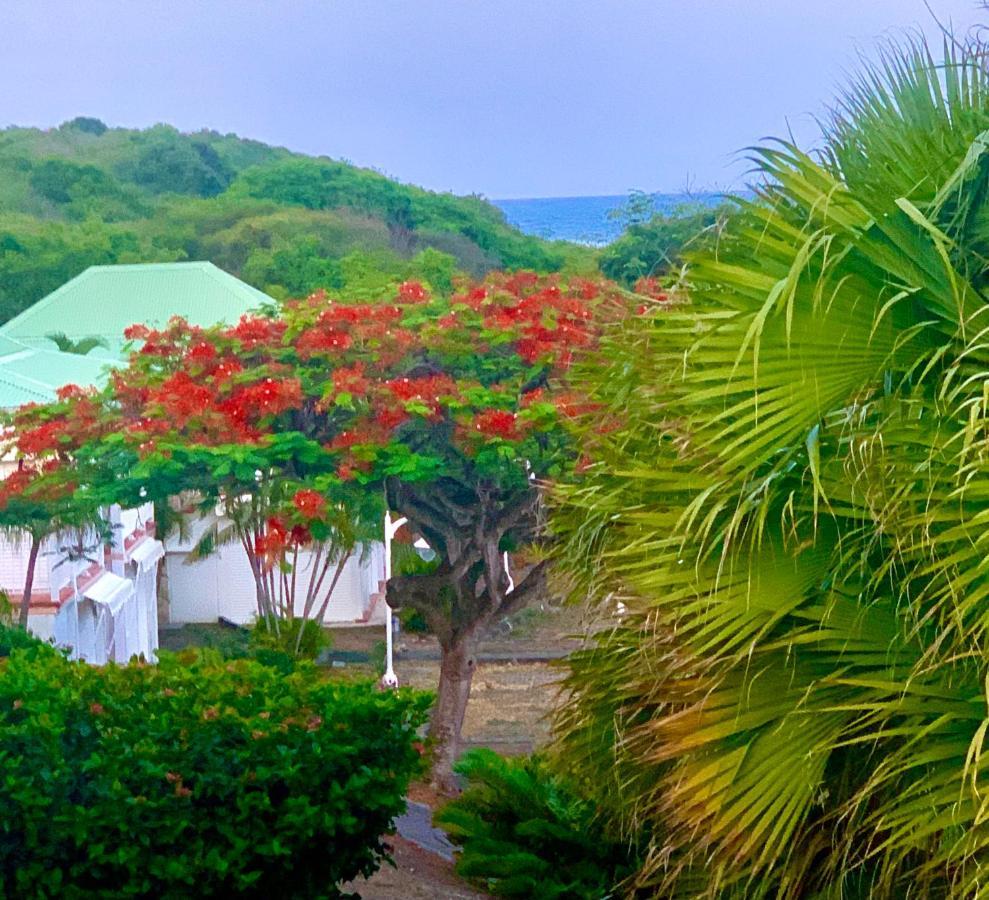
<box><xmin>0</xmin><ymin>339</ymin><xmax>110</xmax><ymax>409</ymax></box>
<box><xmin>0</xmin><ymin>261</ymin><xmax>272</xmax><ymax>353</ymax></box>
<box><xmin>0</xmin><ymin>261</ymin><xmax>274</xmax><ymax>409</ymax></box>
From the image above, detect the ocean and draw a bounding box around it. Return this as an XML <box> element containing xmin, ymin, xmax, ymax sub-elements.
<box><xmin>492</xmin><ymin>192</ymin><xmax>729</xmax><ymax>246</ymax></box>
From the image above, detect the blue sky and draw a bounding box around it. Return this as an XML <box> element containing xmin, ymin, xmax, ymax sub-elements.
<box><xmin>0</xmin><ymin>1</ymin><xmax>986</xmax><ymax>197</ymax></box>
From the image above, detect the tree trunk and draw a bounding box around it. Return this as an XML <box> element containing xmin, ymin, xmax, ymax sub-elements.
<box><xmin>429</xmin><ymin>627</ymin><xmax>479</xmax><ymax>793</ymax></box>
<box><xmin>18</xmin><ymin>534</ymin><xmax>41</xmax><ymax>630</ymax></box>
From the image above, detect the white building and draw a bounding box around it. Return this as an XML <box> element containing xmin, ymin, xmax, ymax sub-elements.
<box><xmin>163</xmin><ymin>513</ymin><xmax>387</xmax><ymax>626</ymax></box>
<box><xmin>0</xmin><ymin>503</ymin><xmax>164</xmax><ymax>663</ymax></box>
<box><xmin>0</xmin><ymin>262</ymin><xmax>388</xmax><ymax>639</ymax></box>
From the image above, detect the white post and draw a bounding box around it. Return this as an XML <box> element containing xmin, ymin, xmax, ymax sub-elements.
<box><xmin>381</xmin><ymin>511</ymin><xmax>408</xmax><ymax>689</ymax></box>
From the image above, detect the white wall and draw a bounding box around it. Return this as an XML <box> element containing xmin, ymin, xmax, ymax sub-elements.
<box><xmin>164</xmin><ymin>515</ymin><xmax>384</xmax><ymax>625</ymax></box>
<box><xmin>0</xmin><ymin>532</ymin><xmax>51</xmax><ymax>594</ymax></box>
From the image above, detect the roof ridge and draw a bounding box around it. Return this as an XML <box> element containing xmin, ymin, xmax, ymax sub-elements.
<box><xmin>0</xmin><ymin>262</ymin><xmax>275</xmax><ymax>348</ymax></box>
<box><xmin>84</xmin><ymin>260</ymin><xmax>215</xmax><ymax>272</ymax></box>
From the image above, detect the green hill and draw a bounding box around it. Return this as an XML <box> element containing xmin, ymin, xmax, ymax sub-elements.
<box><xmin>0</xmin><ymin>117</ymin><xmax>592</xmax><ymax>322</ymax></box>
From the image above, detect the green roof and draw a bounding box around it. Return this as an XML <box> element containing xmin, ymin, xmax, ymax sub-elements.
<box><xmin>0</xmin><ymin>261</ymin><xmax>274</xmax><ymax>409</ymax></box>
<box><xmin>0</xmin><ymin>339</ymin><xmax>109</xmax><ymax>409</ymax></box>
<box><xmin>0</xmin><ymin>262</ymin><xmax>273</xmax><ymax>353</ymax></box>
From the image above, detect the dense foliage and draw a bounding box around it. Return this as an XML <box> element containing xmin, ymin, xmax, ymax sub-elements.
<box><xmin>553</xmin><ymin>40</ymin><xmax>989</xmax><ymax>897</ymax></box>
<box><xmin>2</xmin><ymin>270</ymin><xmax>635</xmax><ymax>781</ymax></box>
<box><xmin>0</xmin><ymin>628</ymin><xmax>430</xmax><ymax>898</ymax></box>
<box><xmin>436</xmin><ymin>749</ymin><xmax>637</xmax><ymax>899</ymax></box>
<box><xmin>598</xmin><ymin>199</ymin><xmax>731</xmax><ymax>287</ymax></box>
<box><xmin>0</xmin><ymin>120</ymin><xmax>593</xmax><ymax>321</ymax></box>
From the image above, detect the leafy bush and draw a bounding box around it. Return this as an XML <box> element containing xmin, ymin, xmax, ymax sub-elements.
<box><xmin>436</xmin><ymin>749</ymin><xmax>636</xmax><ymax>899</ymax></box>
<box><xmin>0</xmin><ymin>625</ymin><xmax>431</xmax><ymax>898</ymax></box>
<box><xmin>249</xmin><ymin>614</ymin><xmax>330</xmax><ymax>661</ymax></box>
<box><xmin>0</xmin><ymin>621</ymin><xmax>46</xmax><ymax>658</ymax></box>
<box><xmin>61</xmin><ymin>117</ymin><xmax>108</xmax><ymax>136</ymax></box>
<box><xmin>599</xmin><ymin>201</ymin><xmax>731</xmax><ymax>286</ymax></box>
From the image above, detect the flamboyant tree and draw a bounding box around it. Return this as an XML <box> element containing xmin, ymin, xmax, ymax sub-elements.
<box><xmin>1</xmin><ymin>271</ymin><xmax>639</xmax><ymax>783</ymax></box>
<box><xmin>0</xmin><ymin>386</ymin><xmax>108</xmax><ymax>629</ymax></box>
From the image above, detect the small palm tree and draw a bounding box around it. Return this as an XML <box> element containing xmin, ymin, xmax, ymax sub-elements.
<box><xmin>554</xmin><ymin>38</ymin><xmax>989</xmax><ymax>897</ymax></box>
<box><xmin>46</xmin><ymin>332</ymin><xmax>107</xmax><ymax>355</ymax></box>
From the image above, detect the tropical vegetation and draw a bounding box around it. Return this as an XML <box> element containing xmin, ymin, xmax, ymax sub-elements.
<box><xmin>599</xmin><ymin>195</ymin><xmax>732</xmax><ymax>287</ymax></box>
<box><xmin>436</xmin><ymin>748</ymin><xmax>637</xmax><ymax>898</ymax></box>
<box><xmin>552</xmin><ymin>38</ymin><xmax>989</xmax><ymax>897</ymax></box>
<box><xmin>0</xmin><ymin>120</ymin><xmax>594</xmax><ymax>322</ymax></box>
<box><xmin>0</xmin><ymin>626</ymin><xmax>430</xmax><ymax>898</ymax></box>
<box><xmin>0</xmin><ymin>270</ymin><xmax>639</xmax><ymax>788</ymax></box>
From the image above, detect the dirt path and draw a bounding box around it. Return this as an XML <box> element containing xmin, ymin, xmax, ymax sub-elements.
<box><xmin>343</xmin><ymin>835</ymin><xmax>489</xmax><ymax>899</ymax></box>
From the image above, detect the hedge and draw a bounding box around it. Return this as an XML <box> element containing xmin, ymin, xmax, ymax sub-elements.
<box><xmin>0</xmin><ymin>629</ymin><xmax>431</xmax><ymax>898</ymax></box>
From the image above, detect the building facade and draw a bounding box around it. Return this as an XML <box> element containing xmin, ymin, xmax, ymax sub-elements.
<box><xmin>0</xmin><ymin>262</ymin><xmax>386</xmax><ymax>644</ymax></box>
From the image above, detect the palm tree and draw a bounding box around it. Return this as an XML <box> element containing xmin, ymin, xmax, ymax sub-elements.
<box><xmin>45</xmin><ymin>332</ymin><xmax>107</xmax><ymax>355</ymax></box>
<box><xmin>553</xmin><ymin>39</ymin><xmax>989</xmax><ymax>898</ymax></box>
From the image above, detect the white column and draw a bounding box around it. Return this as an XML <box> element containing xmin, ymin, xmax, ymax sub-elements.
<box><xmin>381</xmin><ymin>511</ymin><xmax>407</xmax><ymax>689</ymax></box>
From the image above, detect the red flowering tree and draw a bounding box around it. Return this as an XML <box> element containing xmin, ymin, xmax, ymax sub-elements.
<box><xmin>0</xmin><ymin>386</ymin><xmax>109</xmax><ymax>629</ymax></box>
<box><xmin>1</xmin><ymin>271</ymin><xmax>633</xmax><ymax>784</ymax></box>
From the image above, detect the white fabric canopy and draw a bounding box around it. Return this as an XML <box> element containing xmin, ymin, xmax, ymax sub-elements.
<box><xmin>129</xmin><ymin>538</ymin><xmax>164</xmax><ymax>572</ymax></box>
<box><xmin>83</xmin><ymin>572</ymin><xmax>134</xmax><ymax>617</ymax></box>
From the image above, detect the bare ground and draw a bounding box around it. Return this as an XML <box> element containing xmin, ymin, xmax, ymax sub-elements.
<box><xmin>343</xmin><ymin>835</ymin><xmax>490</xmax><ymax>900</ymax></box>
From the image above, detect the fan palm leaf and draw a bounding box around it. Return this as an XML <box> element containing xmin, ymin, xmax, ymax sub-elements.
<box><xmin>552</xmin><ymin>37</ymin><xmax>989</xmax><ymax>897</ymax></box>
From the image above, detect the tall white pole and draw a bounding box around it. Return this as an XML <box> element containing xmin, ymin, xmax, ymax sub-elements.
<box><xmin>381</xmin><ymin>511</ymin><xmax>407</xmax><ymax>688</ymax></box>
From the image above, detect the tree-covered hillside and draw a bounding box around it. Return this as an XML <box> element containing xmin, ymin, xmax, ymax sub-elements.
<box><xmin>0</xmin><ymin>117</ymin><xmax>592</xmax><ymax>321</ymax></box>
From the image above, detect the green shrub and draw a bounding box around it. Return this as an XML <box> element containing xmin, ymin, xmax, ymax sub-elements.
<box><xmin>249</xmin><ymin>614</ymin><xmax>330</xmax><ymax>661</ymax></box>
<box><xmin>599</xmin><ymin>200</ymin><xmax>731</xmax><ymax>287</ymax></box>
<box><xmin>0</xmin><ymin>623</ymin><xmax>46</xmax><ymax>658</ymax></box>
<box><xmin>436</xmin><ymin>749</ymin><xmax>636</xmax><ymax>899</ymax></box>
<box><xmin>0</xmin><ymin>625</ymin><xmax>431</xmax><ymax>898</ymax></box>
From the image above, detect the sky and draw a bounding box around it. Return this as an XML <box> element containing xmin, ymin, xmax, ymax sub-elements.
<box><xmin>0</xmin><ymin>0</ymin><xmax>987</xmax><ymax>198</ymax></box>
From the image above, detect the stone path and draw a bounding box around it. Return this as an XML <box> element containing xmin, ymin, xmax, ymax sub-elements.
<box><xmin>394</xmin><ymin>800</ymin><xmax>459</xmax><ymax>862</ymax></box>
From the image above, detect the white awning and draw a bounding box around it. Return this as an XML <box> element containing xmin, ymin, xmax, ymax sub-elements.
<box><xmin>129</xmin><ymin>538</ymin><xmax>165</xmax><ymax>572</ymax></box>
<box><xmin>82</xmin><ymin>572</ymin><xmax>134</xmax><ymax>617</ymax></box>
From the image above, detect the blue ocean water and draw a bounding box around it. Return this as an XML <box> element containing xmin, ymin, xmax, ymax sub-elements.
<box><xmin>493</xmin><ymin>192</ymin><xmax>728</xmax><ymax>246</ymax></box>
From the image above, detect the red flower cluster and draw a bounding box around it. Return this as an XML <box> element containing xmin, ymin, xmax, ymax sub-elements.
<box><xmin>296</xmin><ymin>326</ymin><xmax>352</xmax><ymax>359</ymax></box>
<box><xmin>292</xmin><ymin>489</ymin><xmax>326</xmax><ymax>520</ymax></box>
<box><xmin>187</xmin><ymin>341</ymin><xmax>217</xmax><ymax>362</ymax></box>
<box><xmin>227</xmin><ymin>315</ymin><xmax>287</xmax><ymax>349</ymax></box>
<box><xmin>397</xmin><ymin>281</ymin><xmax>429</xmax><ymax>303</ymax></box>
<box><xmin>473</xmin><ymin>409</ymin><xmax>520</xmax><ymax>440</ymax></box>
<box><xmin>0</xmin><ymin>467</ymin><xmax>37</xmax><ymax>510</ymax></box>
<box><xmin>17</xmin><ymin>420</ymin><xmax>70</xmax><ymax>457</ymax></box>
<box><xmin>329</xmin><ymin>363</ymin><xmax>370</xmax><ymax>399</ymax></box>
<box><xmin>254</xmin><ymin>516</ymin><xmax>312</xmax><ymax>568</ymax></box>
<box><xmin>225</xmin><ymin>378</ymin><xmax>302</xmax><ymax>420</ymax></box>
<box><xmin>385</xmin><ymin>374</ymin><xmax>458</xmax><ymax>406</ymax></box>
<box><xmin>633</xmin><ymin>276</ymin><xmax>672</xmax><ymax>302</ymax></box>
<box><xmin>148</xmin><ymin>371</ymin><xmax>216</xmax><ymax>425</ymax></box>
